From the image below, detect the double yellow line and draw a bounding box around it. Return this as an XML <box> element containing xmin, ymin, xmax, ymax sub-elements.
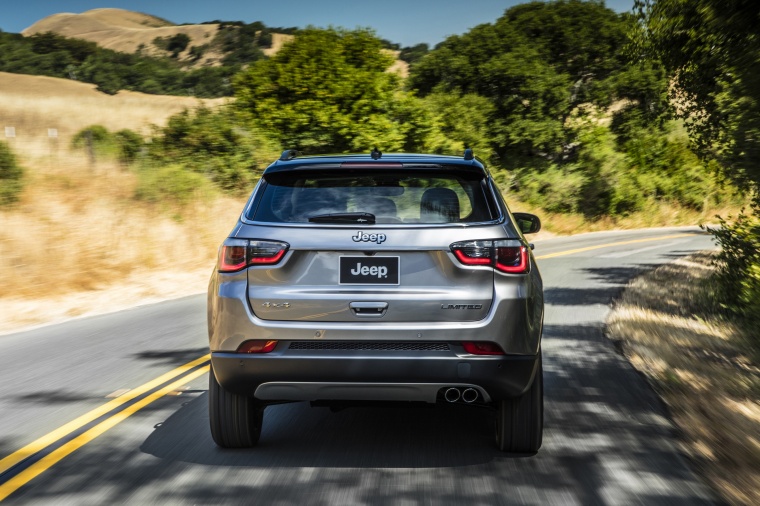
<box><xmin>0</xmin><ymin>355</ymin><xmax>210</xmax><ymax>501</ymax></box>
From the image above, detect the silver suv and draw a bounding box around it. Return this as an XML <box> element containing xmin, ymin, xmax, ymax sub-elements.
<box><xmin>207</xmin><ymin>150</ymin><xmax>544</xmax><ymax>452</ymax></box>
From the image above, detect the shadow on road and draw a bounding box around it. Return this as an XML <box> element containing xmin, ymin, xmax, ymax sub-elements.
<box><xmin>131</xmin><ymin>347</ymin><xmax>209</xmax><ymax>366</ymax></box>
<box><xmin>142</xmin><ymin>394</ymin><xmax>503</xmax><ymax>468</ymax></box>
<box><xmin>544</xmin><ymin>264</ymin><xmax>661</xmax><ymax>307</ymax></box>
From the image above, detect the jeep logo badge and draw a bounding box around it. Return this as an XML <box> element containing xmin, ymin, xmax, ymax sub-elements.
<box><xmin>352</xmin><ymin>231</ymin><xmax>386</xmax><ymax>244</ymax></box>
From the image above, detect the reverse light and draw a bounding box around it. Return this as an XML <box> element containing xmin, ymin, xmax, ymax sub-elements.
<box><xmin>451</xmin><ymin>241</ymin><xmax>492</xmax><ymax>265</ymax></box>
<box><xmin>236</xmin><ymin>340</ymin><xmax>278</xmax><ymax>353</ymax></box>
<box><xmin>462</xmin><ymin>341</ymin><xmax>506</xmax><ymax>355</ymax></box>
<box><xmin>219</xmin><ymin>239</ymin><xmax>289</xmax><ymax>272</ymax></box>
<box><xmin>450</xmin><ymin>239</ymin><xmax>529</xmax><ymax>274</ymax></box>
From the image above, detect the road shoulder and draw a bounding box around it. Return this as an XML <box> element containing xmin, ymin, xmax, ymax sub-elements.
<box><xmin>606</xmin><ymin>252</ymin><xmax>760</xmax><ymax>506</ymax></box>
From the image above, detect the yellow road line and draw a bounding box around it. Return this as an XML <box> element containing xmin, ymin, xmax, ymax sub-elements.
<box><xmin>0</xmin><ymin>354</ymin><xmax>210</xmax><ymax>475</ymax></box>
<box><xmin>0</xmin><ymin>365</ymin><xmax>209</xmax><ymax>502</ymax></box>
<box><xmin>535</xmin><ymin>234</ymin><xmax>692</xmax><ymax>260</ymax></box>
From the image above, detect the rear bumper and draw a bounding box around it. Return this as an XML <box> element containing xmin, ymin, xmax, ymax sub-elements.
<box><xmin>211</xmin><ymin>347</ymin><xmax>540</xmax><ymax>403</ymax></box>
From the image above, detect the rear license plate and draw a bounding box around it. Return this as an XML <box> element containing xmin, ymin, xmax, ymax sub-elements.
<box><xmin>339</xmin><ymin>256</ymin><xmax>400</xmax><ymax>285</ymax></box>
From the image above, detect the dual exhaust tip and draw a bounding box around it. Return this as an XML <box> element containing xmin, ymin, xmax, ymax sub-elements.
<box><xmin>444</xmin><ymin>387</ymin><xmax>479</xmax><ymax>403</ymax></box>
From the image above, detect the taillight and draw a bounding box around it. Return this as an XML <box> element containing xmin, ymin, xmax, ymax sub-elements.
<box><xmin>236</xmin><ymin>340</ymin><xmax>278</xmax><ymax>353</ymax></box>
<box><xmin>462</xmin><ymin>341</ymin><xmax>505</xmax><ymax>355</ymax></box>
<box><xmin>450</xmin><ymin>239</ymin><xmax>529</xmax><ymax>274</ymax></box>
<box><xmin>494</xmin><ymin>242</ymin><xmax>529</xmax><ymax>274</ymax></box>
<box><xmin>219</xmin><ymin>239</ymin><xmax>289</xmax><ymax>272</ymax></box>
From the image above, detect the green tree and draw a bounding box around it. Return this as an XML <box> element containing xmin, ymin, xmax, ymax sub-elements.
<box><xmin>422</xmin><ymin>90</ymin><xmax>494</xmax><ymax>159</ymax></box>
<box><xmin>409</xmin><ymin>0</ymin><xmax>637</xmax><ymax>165</ymax></box>
<box><xmin>399</xmin><ymin>43</ymin><xmax>429</xmax><ymax>64</ymax></box>
<box><xmin>149</xmin><ymin>106</ymin><xmax>279</xmax><ymax>192</ymax></box>
<box><xmin>634</xmin><ymin>0</ymin><xmax>760</xmax><ymax>194</ymax></box>
<box><xmin>167</xmin><ymin>33</ymin><xmax>191</xmax><ymax>57</ymax></box>
<box><xmin>233</xmin><ymin>27</ymin><xmax>431</xmax><ymax>153</ymax></box>
<box><xmin>636</xmin><ymin>0</ymin><xmax>760</xmax><ymax>324</ymax></box>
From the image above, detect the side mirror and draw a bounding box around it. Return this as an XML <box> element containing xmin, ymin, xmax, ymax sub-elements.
<box><xmin>512</xmin><ymin>212</ymin><xmax>541</xmax><ymax>234</ymax></box>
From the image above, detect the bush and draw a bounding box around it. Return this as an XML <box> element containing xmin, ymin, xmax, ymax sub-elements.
<box><xmin>71</xmin><ymin>125</ymin><xmax>114</xmax><ymax>157</ymax></box>
<box><xmin>113</xmin><ymin>129</ymin><xmax>144</xmax><ymax>166</ymax></box>
<box><xmin>0</xmin><ymin>141</ymin><xmax>24</xmax><ymax>206</ymax></box>
<box><xmin>134</xmin><ymin>163</ymin><xmax>215</xmax><ymax>206</ymax></box>
<box><xmin>708</xmin><ymin>205</ymin><xmax>760</xmax><ymax>325</ymax></box>
<box><xmin>167</xmin><ymin>33</ymin><xmax>191</xmax><ymax>57</ymax></box>
<box><xmin>148</xmin><ymin>106</ymin><xmax>280</xmax><ymax>193</ymax></box>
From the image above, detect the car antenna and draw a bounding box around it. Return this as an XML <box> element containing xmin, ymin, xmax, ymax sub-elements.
<box><xmin>279</xmin><ymin>149</ymin><xmax>301</xmax><ymax>161</ymax></box>
<box><xmin>371</xmin><ymin>147</ymin><xmax>382</xmax><ymax>160</ymax></box>
<box><xmin>463</xmin><ymin>147</ymin><xmax>474</xmax><ymax>160</ymax></box>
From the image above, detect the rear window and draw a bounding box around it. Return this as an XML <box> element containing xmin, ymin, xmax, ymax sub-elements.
<box><xmin>248</xmin><ymin>169</ymin><xmax>498</xmax><ymax>224</ymax></box>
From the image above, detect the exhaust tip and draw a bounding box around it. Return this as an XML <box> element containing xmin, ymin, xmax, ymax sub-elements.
<box><xmin>462</xmin><ymin>388</ymin><xmax>479</xmax><ymax>403</ymax></box>
<box><xmin>444</xmin><ymin>388</ymin><xmax>461</xmax><ymax>403</ymax></box>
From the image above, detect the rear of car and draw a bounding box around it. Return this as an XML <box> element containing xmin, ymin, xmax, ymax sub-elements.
<box><xmin>207</xmin><ymin>152</ymin><xmax>544</xmax><ymax>452</ymax></box>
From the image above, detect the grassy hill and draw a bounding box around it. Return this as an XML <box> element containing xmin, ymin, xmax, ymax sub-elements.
<box><xmin>0</xmin><ymin>71</ymin><xmax>226</xmax><ymax>147</ymax></box>
<box><xmin>22</xmin><ymin>9</ymin><xmax>222</xmax><ymax>65</ymax></box>
<box><xmin>19</xmin><ymin>8</ymin><xmax>408</xmax><ymax>75</ymax></box>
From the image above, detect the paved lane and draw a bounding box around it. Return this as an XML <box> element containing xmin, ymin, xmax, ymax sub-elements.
<box><xmin>0</xmin><ymin>227</ymin><xmax>719</xmax><ymax>504</ymax></box>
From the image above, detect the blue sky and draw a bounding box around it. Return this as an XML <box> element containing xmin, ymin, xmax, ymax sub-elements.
<box><xmin>1</xmin><ymin>0</ymin><xmax>636</xmax><ymax>47</ymax></box>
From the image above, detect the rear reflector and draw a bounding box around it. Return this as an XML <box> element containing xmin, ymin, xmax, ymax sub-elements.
<box><xmin>236</xmin><ymin>340</ymin><xmax>278</xmax><ymax>353</ymax></box>
<box><xmin>462</xmin><ymin>341</ymin><xmax>505</xmax><ymax>355</ymax></box>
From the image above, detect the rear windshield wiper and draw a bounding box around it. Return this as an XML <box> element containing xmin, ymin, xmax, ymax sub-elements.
<box><xmin>308</xmin><ymin>212</ymin><xmax>376</xmax><ymax>224</ymax></box>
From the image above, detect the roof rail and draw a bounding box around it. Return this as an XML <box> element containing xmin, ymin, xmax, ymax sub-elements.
<box><xmin>279</xmin><ymin>149</ymin><xmax>301</xmax><ymax>161</ymax></box>
<box><xmin>463</xmin><ymin>147</ymin><xmax>474</xmax><ymax>161</ymax></box>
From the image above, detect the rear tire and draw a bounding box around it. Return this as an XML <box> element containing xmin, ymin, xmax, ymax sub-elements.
<box><xmin>209</xmin><ymin>364</ymin><xmax>264</xmax><ymax>448</ymax></box>
<box><xmin>495</xmin><ymin>354</ymin><xmax>543</xmax><ymax>453</ymax></box>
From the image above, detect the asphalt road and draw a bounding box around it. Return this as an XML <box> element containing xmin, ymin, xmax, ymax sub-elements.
<box><xmin>0</xmin><ymin>227</ymin><xmax>720</xmax><ymax>505</ymax></box>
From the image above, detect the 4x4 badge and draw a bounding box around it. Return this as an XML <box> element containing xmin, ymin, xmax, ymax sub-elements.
<box><xmin>352</xmin><ymin>231</ymin><xmax>386</xmax><ymax>244</ymax></box>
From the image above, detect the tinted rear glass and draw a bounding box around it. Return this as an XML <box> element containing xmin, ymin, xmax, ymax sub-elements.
<box><xmin>249</xmin><ymin>169</ymin><xmax>497</xmax><ymax>224</ymax></box>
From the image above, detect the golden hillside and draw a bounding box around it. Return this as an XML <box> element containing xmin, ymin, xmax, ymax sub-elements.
<box><xmin>0</xmin><ymin>71</ymin><xmax>226</xmax><ymax>149</ymax></box>
<box><xmin>22</xmin><ymin>8</ymin><xmax>220</xmax><ymax>64</ymax></box>
<box><xmin>22</xmin><ymin>8</ymin><xmax>409</xmax><ymax>76</ymax></box>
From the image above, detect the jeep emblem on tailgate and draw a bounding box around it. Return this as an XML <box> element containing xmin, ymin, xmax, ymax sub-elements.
<box><xmin>352</xmin><ymin>231</ymin><xmax>386</xmax><ymax>244</ymax></box>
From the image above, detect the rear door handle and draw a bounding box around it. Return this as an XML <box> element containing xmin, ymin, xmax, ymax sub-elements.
<box><xmin>349</xmin><ymin>302</ymin><xmax>388</xmax><ymax>317</ymax></box>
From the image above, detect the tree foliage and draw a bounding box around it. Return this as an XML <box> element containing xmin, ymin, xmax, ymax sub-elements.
<box><xmin>234</xmin><ymin>28</ymin><xmax>433</xmax><ymax>154</ymax></box>
<box><xmin>410</xmin><ymin>0</ymin><xmax>661</xmax><ymax>164</ymax></box>
<box><xmin>148</xmin><ymin>106</ymin><xmax>279</xmax><ymax>192</ymax></box>
<box><xmin>634</xmin><ymin>0</ymin><xmax>760</xmax><ymax>195</ymax></box>
<box><xmin>399</xmin><ymin>43</ymin><xmax>429</xmax><ymax>64</ymax></box>
<box><xmin>636</xmin><ymin>0</ymin><xmax>760</xmax><ymax>324</ymax></box>
<box><xmin>406</xmin><ymin>0</ymin><xmax>726</xmax><ymax>218</ymax></box>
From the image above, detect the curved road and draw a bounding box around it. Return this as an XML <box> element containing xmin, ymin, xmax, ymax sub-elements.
<box><xmin>0</xmin><ymin>227</ymin><xmax>719</xmax><ymax>505</ymax></box>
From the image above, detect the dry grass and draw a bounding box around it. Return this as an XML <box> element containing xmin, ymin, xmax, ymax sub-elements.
<box><xmin>262</xmin><ymin>33</ymin><xmax>295</xmax><ymax>57</ymax></box>
<box><xmin>22</xmin><ymin>8</ymin><xmax>220</xmax><ymax>64</ymax></box>
<box><xmin>0</xmin><ymin>72</ymin><xmax>226</xmax><ymax>147</ymax></box>
<box><xmin>607</xmin><ymin>253</ymin><xmax>760</xmax><ymax>505</ymax></box>
<box><xmin>0</xmin><ymin>153</ymin><xmax>245</xmax><ymax>333</ymax></box>
<box><xmin>0</xmin><ymin>72</ymin><xmax>238</xmax><ymax>334</ymax></box>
